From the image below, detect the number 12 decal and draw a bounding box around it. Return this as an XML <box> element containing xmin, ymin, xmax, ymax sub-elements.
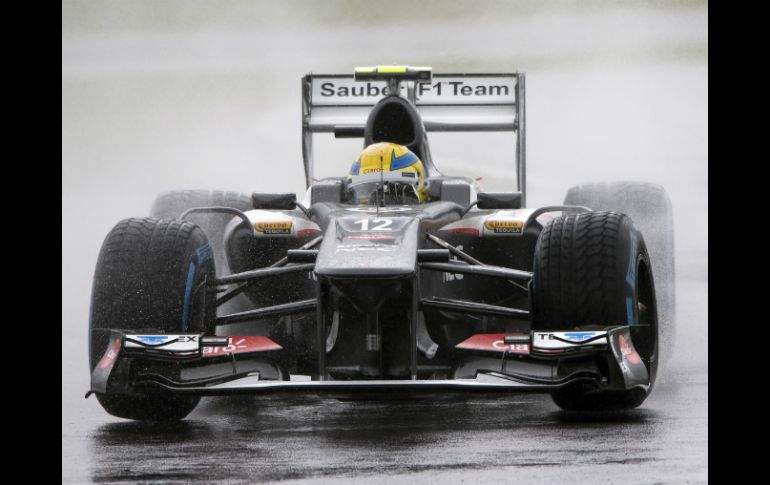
<box><xmin>353</xmin><ymin>218</ymin><xmax>393</xmax><ymax>231</ymax></box>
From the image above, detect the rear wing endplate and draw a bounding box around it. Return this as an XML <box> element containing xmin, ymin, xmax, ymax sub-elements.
<box><xmin>301</xmin><ymin>70</ymin><xmax>526</xmax><ymax>202</ymax></box>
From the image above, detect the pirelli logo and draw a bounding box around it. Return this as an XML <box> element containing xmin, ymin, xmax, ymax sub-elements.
<box><xmin>484</xmin><ymin>219</ymin><xmax>523</xmax><ymax>234</ymax></box>
<box><xmin>255</xmin><ymin>221</ymin><xmax>292</xmax><ymax>235</ymax></box>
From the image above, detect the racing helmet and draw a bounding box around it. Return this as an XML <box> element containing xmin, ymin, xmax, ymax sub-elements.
<box><xmin>347</xmin><ymin>142</ymin><xmax>428</xmax><ymax>205</ymax></box>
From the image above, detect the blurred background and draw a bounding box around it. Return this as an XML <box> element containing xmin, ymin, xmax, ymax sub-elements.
<box><xmin>62</xmin><ymin>1</ymin><xmax>707</xmax><ymax>482</ymax></box>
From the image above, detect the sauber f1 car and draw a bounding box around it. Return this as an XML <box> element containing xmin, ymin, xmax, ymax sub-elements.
<box><xmin>88</xmin><ymin>66</ymin><xmax>675</xmax><ymax>420</ymax></box>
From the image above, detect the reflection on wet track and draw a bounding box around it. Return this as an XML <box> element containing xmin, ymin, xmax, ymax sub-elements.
<box><xmin>83</xmin><ymin>363</ymin><xmax>706</xmax><ymax>484</ymax></box>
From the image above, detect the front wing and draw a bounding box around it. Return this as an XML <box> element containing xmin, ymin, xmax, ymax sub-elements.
<box><xmin>88</xmin><ymin>326</ymin><xmax>650</xmax><ymax>398</ymax></box>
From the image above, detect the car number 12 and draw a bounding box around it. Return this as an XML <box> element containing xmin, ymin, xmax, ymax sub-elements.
<box><xmin>353</xmin><ymin>218</ymin><xmax>393</xmax><ymax>231</ymax></box>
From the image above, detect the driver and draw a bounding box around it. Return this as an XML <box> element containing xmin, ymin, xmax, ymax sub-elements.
<box><xmin>347</xmin><ymin>142</ymin><xmax>428</xmax><ymax>205</ymax></box>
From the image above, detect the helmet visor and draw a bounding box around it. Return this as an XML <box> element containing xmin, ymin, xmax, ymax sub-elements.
<box><xmin>348</xmin><ymin>171</ymin><xmax>420</xmax><ymax>205</ymax></box>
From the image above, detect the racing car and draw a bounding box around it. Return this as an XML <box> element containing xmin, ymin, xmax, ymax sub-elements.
<box><xmin>87</xmin><ymin>66</ymin><xmax>675</xmax><ymax>420</ymax></box>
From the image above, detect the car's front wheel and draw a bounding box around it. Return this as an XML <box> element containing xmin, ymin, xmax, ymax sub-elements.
<box><xmin>532</xmin><ymin>211</ymin><xmax>658</xmax><ymax>411</ymax></box>
<box><xmin>89</xmin><ymin>217</ymin><xmax>216</xmax><ymax>420</ymax></box>
<box><xmin>564</xmin><ymin>181</ymin><xmax>675</xmax><ymax>362</ymax></box>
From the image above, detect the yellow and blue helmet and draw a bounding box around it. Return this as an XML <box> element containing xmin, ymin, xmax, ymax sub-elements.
<box><xmin>347</xmin><ymin>142</ymin><xmax>428</xmax><ymax>204</ymax></box>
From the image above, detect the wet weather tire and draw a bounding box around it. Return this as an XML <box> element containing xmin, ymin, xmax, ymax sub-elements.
<box><xmin>89</xmin><ymin>217</ymin><xmax>216</xmax><ymax>421</ymax></box>
<box><xmin>564</xmin><ymin>182</ymin><xmax>675</xmax><ymax>362</ymax></box>
<box><xmin>151</xmin><ymin>190</ymin><xmax>254</xmax><ymax>316</ymax></box>
<box><xmin>150</xmin><ymin>190</ymin><xmax>252</xmax><ymax>277</ymax></box>
<box><xmin>532</xmin><ymin>211</ymin><xmax>658</xmax><ymax>411</ymax></box>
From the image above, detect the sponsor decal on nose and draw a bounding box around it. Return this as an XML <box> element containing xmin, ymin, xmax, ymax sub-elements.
<box><xmin>255</xmin><ymin>221</ymin><xmax>293</xmax><ymax>235</ymax></box>
<box><xmin>484</xmin><ymin>219</ymin><xmax>523</xmax><ymax>234</ymax></box>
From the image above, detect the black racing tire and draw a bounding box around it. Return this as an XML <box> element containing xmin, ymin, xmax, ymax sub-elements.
<box><xmin>151</xmin><ymin>190</ymin><xmax>254</xmax><ymax>318</ymax></box>
<box><xmin>89</xmin><ymin>217</ymin><xmax>216</xmax><ymax>421</ymax></box>
<box><xmin>564</xmin><ymin>182</ymin><xmax>675</xmax><ymax>362</ymax></box>
<box><xmin>532</xmin><ymin>211</ymin><xmax>658</xmax><ymax>411</ymax></box>
<box><xmin>150</xmin><ymin>190</ymin><xmax>253</xmax><ymax>277</ymax></box>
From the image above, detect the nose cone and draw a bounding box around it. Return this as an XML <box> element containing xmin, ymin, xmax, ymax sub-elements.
<box><xmin>314</xmin><ymin>216</ymin><xmax>418</xmax><ymax>311</ymax></box>
<box><xmin>314</xmin><ymin>216</ymin><xmax>418</xmax><ymax>278</ymax></box>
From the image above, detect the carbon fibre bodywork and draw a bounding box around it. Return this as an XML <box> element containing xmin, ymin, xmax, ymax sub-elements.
<box><xmin>89</xmin><ymin>67</ymin><xmax>659</xmax><ymax>414</ymax></box>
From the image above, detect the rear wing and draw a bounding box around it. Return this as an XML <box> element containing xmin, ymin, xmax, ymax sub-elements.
<box><xmin>301</xmin><ymin>69</ymin><xmax>527</xmax><ymax>203</ymax></box>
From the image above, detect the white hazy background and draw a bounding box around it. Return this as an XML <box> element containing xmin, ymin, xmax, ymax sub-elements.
<box><xmin>62</xmin><ymin>0</ymin><xmax>707</xmax><ymax>439</ymax></box>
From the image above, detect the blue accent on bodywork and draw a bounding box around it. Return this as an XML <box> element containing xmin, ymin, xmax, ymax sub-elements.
<box><xmin>134</xmin><ymin>335</ymin><xmax>173</xmax><ymax>344</ymax></box>
<box><xmin>563</xmin><ymin>332</ymin><xmax>600</xmax><ymax>342</ymax></box>
<box><xmin>350</xmin><ymin>160</ymin><xmax>361</xmax><ymax>175</ymax></box>
<box><xmin>181</xmin><ymin>261</ymin><xmax>196</xmax><ymax>332</ymax></box>
<box><xmin>390</xmin><ymin>149</ymin><xmax>418</xmax><ymax>170</ymax></box>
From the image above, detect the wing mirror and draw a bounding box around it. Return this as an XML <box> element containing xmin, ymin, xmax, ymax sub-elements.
<box><xmin>476</xmin><ymin>192</ymin><xmax>523</xmax><ymax>210</ymax></box>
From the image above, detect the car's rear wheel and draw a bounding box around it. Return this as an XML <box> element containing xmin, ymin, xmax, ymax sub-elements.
<box><xmin>532</xmin><ymin>211</ymin><xmax>658</xmax><ymax>411</ymax></box>
<box><xmin>89</xmin><ymin>217</ymin><xmax>216</xmax><ymax>420</ymax></box>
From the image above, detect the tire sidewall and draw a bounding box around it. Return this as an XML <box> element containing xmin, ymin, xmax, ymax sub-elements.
<box><xmin>178</xmin><ymin>229</ymin><xmax>216</xmax><ymax>335</ymax></box>
<box><xmin>617</xmin><ymin>217</ymin><xmax>642</xmax><ymax>327</ymax></box>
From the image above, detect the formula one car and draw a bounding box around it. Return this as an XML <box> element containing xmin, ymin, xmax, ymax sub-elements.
<box><xmin>88</xmin><ymin>66</ymin><xmax>675</xmax><ymax>420</ymax></box>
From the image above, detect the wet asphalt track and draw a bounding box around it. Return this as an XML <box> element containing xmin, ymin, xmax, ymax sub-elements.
<box><xmin>62</xmin><ymin>2</ymin><xmax>708</xmax><ymax>482</ymax></box>
<box><xmin>80</xmin><ymin>366</ymin><xmax>707</xmax><ymax>484</ymax></box>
